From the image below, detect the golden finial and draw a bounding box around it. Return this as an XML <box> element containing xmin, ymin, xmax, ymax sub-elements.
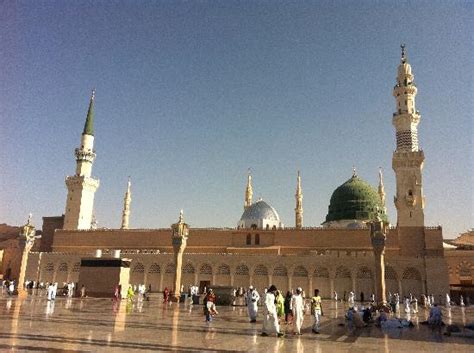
<box><xmin>401</xmin><ymin>44</ymin><xmax>407</xmax><ymax>63</ymax></box>
<box><xmin>352</xmin><ymin>165</ymin><xmax>357</xmax><ymax>177</ymax></box>
<box><xmin>91</xmin><ymin>88</ymin><xmax>96</xmax><ymax>100</ymax></box>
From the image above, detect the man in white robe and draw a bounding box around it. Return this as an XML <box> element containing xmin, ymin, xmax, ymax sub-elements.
<box><xmin>291</xmin><ymin>287</ymin><xmax>305</xmax><ymax>335</ymax></box>
<box><xmin>246</xmin><ymin>286</ymin><xmax>260</xmax><ymax>323</ymax></box>
<box><xmin>47</xmin><ymin>283</ymin><xmax>53</xmax><ymax>301</ymax></box>
<box><xmin>262</xmin><ymin>285</ymin><xmax>283</xmax><ymax>337</ymax></box>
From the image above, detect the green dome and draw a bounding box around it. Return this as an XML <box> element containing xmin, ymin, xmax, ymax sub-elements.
<box><xmin>324</xmin><ymin>175</ymin><xmax>387</xmax><ymax>224</ymax></box>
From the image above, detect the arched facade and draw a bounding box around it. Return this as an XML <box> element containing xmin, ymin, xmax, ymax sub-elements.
<box><xmin>130</xmin><ymin>262</ymin><xmax>145</xmax><ymax>285</ymax></box>
<box><xmin>272</xmin><ymin>265</ymin><xmax>288</xmax><ymax>292</ymax></box>
<box><xmin>334</xmin><ymin>266</ymin><xmax>352</xmax><ymax>297</ymax></box>
<box><xmin>313</xmin><ymin>267</ymin><xmax>330</xmax><ymax>298</ymax></box>
<box><xmin>215</xmin><ymin>263</ymin><xmax>231</xmax><ymax>286</ymax></box>
<box><xmin>148</xmin><ymin>263</ymin><xmax>161</xmax><ymax>291</ymax></box>
<box><xmin>402</xmin><ymin>267</ymin><xmax>423</xmax><ymax>297</ymax></box>
<box><xmin>356</xmin><ymin>266</ymin><xmax>374</xmax><ymax>299</ymax></box>
<box><xmin>253</xmin><ymin>264</ymin><xmax>269</xmax><ymax>291</ymax></box>
<box><xmin>234</xmin><ymin>264</ymin><xmax>249</xmax><ymax>288</ymax></box>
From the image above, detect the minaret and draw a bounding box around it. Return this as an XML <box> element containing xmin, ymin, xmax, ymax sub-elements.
<box><xmin>378</xmin><ymin>168</ymin><xmax>387</xmax><ymax>214</ymax></box>
<box><xmin>392</xmin><ymin>45</ymin><xmax>425</xmax><ymax>227</ymax></box>
<box><xmin>121</xmin><ymin>177</ymin><xmax>132</xmax><ymax>229</ymax></box>
<box><xmin>171</xmin><ymin>209</ymin><xmax>189</xmax><ymax>301</ymax></box>
<box><xmin>295</xmin><ymin>171</ymin><xmax>303</xmax><ymax>229</ymax></box>
<box><xmin>63</xmin><ymin>90</ymin><xmax>100</xmax><ymax>230</ymax></box>
<box><xmin>244</xmin><ymin>169</ymin><xmax>253</xmax><ymax>210</ymax></box>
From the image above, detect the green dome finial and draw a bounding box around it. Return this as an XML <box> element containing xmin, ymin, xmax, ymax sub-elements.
<box><xmin>83</xmin><ymin>89</ymin><xmax>95</xmax><ymax>136</ymax></box>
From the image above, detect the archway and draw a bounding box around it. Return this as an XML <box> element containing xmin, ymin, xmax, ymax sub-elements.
<box><xmin>384</xmin><ymin>266</ymin><xmax>398</xmax><ymax>296</ymax></box>
<box><xmin>334</xmin><ymin>266</ymin><xmax>352</xmax><ymax>299</ymax></box>
<box><xmin>215</xmin><ymin>264</ymin><xmax>231</xmax><ymax>286</ymax></box>
<box><xmin>147</xmin><ymin>263</ymin><xmax>161</xmax><ymax>292</ymax></box>
<box><xmin>292</xmin><ymin>266</ymin><xmax>309</xmax><ymax>294</ymax></box>
<box><xmin>253</xmin><ymin>264</ymin><xmax>269</xmax><ymax>292</ymax></box>
<box><xmin>130</xmin><ymin>262</ymin><xmax>145</xmax><ymax>285</ymax></box>
<box><xmin>402</xmin><ymin>267</ymin><xmax>422</xmax><ymax>297</ymax></box>
<box><xmin>313</xmin><ymin>267</ymin><xmax>330</xmax><ymax>298</ymax></box>
<box><xmin>356</xmin><ymin>266</ymin><xmax>374</xmax><ymax>300</ymax></box>
<box><xmin>272</xmin><ymin>265</ymin><xmax>288</xmax><ymax>293</ymax></box>
<box><xmin>234</xmin><ymin>264</ymin><xmax>250</xmax><ymax>288</ymax></box>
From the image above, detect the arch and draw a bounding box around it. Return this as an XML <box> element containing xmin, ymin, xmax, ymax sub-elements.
<box><xmin>56</xmin><ymin>263</ymin><xmax>69</xmax><ymax>284</ymax></box>
<box><xmin>147</xmin><ymin>263</ymin><xmax>161</xmax><ymax>292</ymax></box>
<box><xmin>356</xmin><ymin>267</ymin><xmax>372</xmax><ymax>279</ymax></box>
<box><xmin>215</xmin><ymin>264</ymin><xmax>231</xmax><ymax>286</ymax></box>
<box><xmin>234</xmin><ymin>264</ymin><xmax>250</xmax><ymax>288</ymax></box>
<box><xmin>182</xmin><ymin>263</ymin><xmax>195</xmax><ymax>274</ymax></box>
<box><xmin>272</xmin><ymin>265</ymin><xmax>288</xmax><ymax>293</ymax></box>
<box><xmin>385</xmin><ymin>265</ymin><xmax>398</xmax><ymax>295</ymax></box>
<box><xmin>148</xmin><ymin>263</ymin><xmax>161</xmax><ymax>274</ymax></box>
<box><xmin>182</xmin><ymin>262</ymin><xmax>196</xmax><ymax>288</ymax></box>
<box><xmin>335</xmin><ymin>266</ymin><xmax>351</xmax><ymax>278</ymax></box>
<box><xmin>401</xmin><ymin>267</ymin><xmax>422</xmax><ymax>297</ymax></box>
<box><xmin>293</xmin><ymin>266</ymin><xmax>309</xmax><ymax>295</ymax></box>
<box><xmin>42</xmin><ymin>262</ymin><xmax>55</xmax><ymax>283</ymax></box>
<box><xmin>255</xmin><ymin>234</ymin><xmax>260</xmax><ymax>245</ymax></box>
<box><xmin>253</xmin><ymin>264</ymin><xmax>269</xmax><ymax>290</ymax></box>
<box><xmin>334</xmin><ymin>266</ymin><xmax>352</xmax><ymax>297</ymax></box>
<box><xmin>246</xmin><ymin>234</ymin><xmax>251</xmax><ymax>245</ymax></box>
<box><xmin>293</xmin><ymin>266</ymin><xmax>308</xmax><ymax>277</ymax></box>
<box><xmin>165</xmin><ymin>263</ymin><xmax>175</xmax><ymax>274</ymax></box>
<box><xmin>313</xmin><ymin>267</ymin><xmax>329</xmax><ymax>278</ymax></box>
<box><xmin>235</xmin><ymin>264</ymin><xmax>249</xmax><ymax>276</ymax></box>
<box><xmin>313</xmin><ymin>267</ymin><xmax>330</xmax><ymax>298</ymax></box>
<box><xmin>130</xmin><ymin>262</ymin><xmax>145</xmax><ymax>285</ymax></box>
<box><xmin>217</xmin><ymin>264</ymin><xmax>230</xmax><ymax>275</ymax></box>
<box><xmin>199</xmin><ymin>263</ymin><xmax>213</xmax><ymax>275</ymax></box>
<box><xmin>356</xmin><ymin>266</ymin><xmax>374</xmax><ymax>300</ymax></box>
<box><xmin>162</xmin><ymin>263</ymin><xmax>176</xmax><ymax>292</ymax></box>
<box><xmin>402</xmin><ymin>267</ymin><xmax>421</xmax><ymax>280</ymax></box>
<box><xmin>273</xmin><ymin>265</ymin><xmax>288</xmax><ymax>276</ymax></box>
<box><xmin>72</xmin><ymin>262</ymin><xmax>81</xmax><ymax>273</ymax></box>
<box><xmin>254</xmin><ymin>264</ymin><xmax>269</xmax><ymax>276</ymax></box>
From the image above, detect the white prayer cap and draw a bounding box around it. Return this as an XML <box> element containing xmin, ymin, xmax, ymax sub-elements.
<box><xmin>249</xmin><ymin>285</ymin><xmax>254</xmax><ymax>290</ymax></box>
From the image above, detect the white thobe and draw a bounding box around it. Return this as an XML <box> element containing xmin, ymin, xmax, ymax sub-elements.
<box><xmin>262</xmin><ymin>292</ymin><xmax>279</xmax><ymax>335</ymax></box>
<box><xmin>291</xmin><ymin>294</ymin><xmax>304</xmax><ymax>334</ymax></box>
<box><xmin>247</xmin><ymin>290</ymin><xmax>260</xmax><ymax>321</ymax></box>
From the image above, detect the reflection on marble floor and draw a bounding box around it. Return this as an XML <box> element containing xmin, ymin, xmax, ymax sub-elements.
<box><xmin>0</xmin><ymin>295</ymin><xmax>473</xmax><ymax>352</ymax></box>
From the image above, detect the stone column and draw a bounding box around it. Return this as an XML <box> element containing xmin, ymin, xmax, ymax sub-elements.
<box><xmin>369</xmin><ymin>215</ymin><xmax>389</xmax><ymax>306</ymax></box>
<box><xmin>171</xmin><ymin>211</ymin><xmax>189</xmax><ymax>302</ymax></box>
<box><xmin>17</xmin><ymin>214</ymin><xmax>38</xmax><ymax>298</ymax></box>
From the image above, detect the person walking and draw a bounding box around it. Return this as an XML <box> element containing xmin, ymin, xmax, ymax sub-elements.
<box><xmin>246</xmin><ymin>286</ymin><xmax>260</xmax><ymax>323</ymax></box>
<box><xmin>311</xmin><ymin>289</ymin><xmax>323</xmax><ymax>334</ymax></box>
<box><xmin>284</xmin><ymin>291</ymin><xmax>293</xmax><ymax>324</ymax></box>
<box><xmin>291</xmin><ymin>287</ymin><xmax>305</xmax><ymax>335</ymax></box>
<box><xmin>262</xmin><ymin>285</ymin><xmax>283</xmax><ymax>337</ymax></box>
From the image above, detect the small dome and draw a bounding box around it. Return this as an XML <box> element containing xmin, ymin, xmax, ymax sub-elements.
<box><xmin>240</xmin><ymin>200</ymin><xmax>280</xmax><ymax>222</ymax></box>
<box><xmin>398</xmin><ymin>62</ymin><xmax>412</xmax><ymax>76</ymax></box>
<box><xmin>324</xmin><ymin>175</ymin><xmax>387</xmax><ymax>225</ymax></box>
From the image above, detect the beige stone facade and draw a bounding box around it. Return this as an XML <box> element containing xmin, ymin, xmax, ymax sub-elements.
<box><xmin>23</xmin><ymin>225</ymin><xmax>449</xmax><ymax>299</ymax></box>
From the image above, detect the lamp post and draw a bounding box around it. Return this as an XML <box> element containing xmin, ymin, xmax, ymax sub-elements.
<box><xmin>171</xmin><ymin>210</ymin><xmax>189</xmax><ymax>302</ymax></box>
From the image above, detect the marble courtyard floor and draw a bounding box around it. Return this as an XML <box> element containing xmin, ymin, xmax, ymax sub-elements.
<box><xmin>0</xmin><ymin>295</ymin><xmax>473</xmax><ymax>352</ymax></box>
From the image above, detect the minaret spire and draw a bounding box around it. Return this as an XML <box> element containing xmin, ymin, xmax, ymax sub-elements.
<box><xmin>378</xmin><ymin>168</ymin><xmax>387</xmax><ymax>214</ymax></box>
<box><xmin>63</xmin><ymin>90</ymin><xmax>100</xmax><ymax>230</ymax></box>
<box><xmin>392</xmin><ymin>46</ymin><xmax>425</xmax><ymax>227</ymax></box>
<box><xmin>121</xmin><ymin>177</ymin><xmax>132</xmax><ymax>229</ymax></box>
<box><xmin>244</xmin><ymin>168</ymin><xmax>253</xmax><ymax>210</ymax></box>
<box><xmin>83</xmin><ymin>89</ymin><xmax>95</xmax><ymax>136</ymax></box>
<box><xmin>295</xmin><ymin>170</ymin><xmax>303</xmax><ymax>229</ymax></box>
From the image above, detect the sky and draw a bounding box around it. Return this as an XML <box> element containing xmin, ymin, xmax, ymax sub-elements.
<box><xmin>0</xmin><ymin>0</ymin><xmax>472</xmax><ymax>238</ymax></box>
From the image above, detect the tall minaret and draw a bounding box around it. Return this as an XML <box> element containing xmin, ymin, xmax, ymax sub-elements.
<box><xmin>244</xmin><ymin>169</ymin><xmax>253</xmax><ymax>210</ymax></box>
<box><xmin>121</xmin><ymin>177</ymin><xmax>132</xmax><ymax>229</ymax></box>
<box><xmin>378</xmin><ymin>168</ymin><xmax>387</xmax><ymax>214</ymax></box>
<box><xmin>392</xmin><ymin>45</ymin><xmax>425</xmax><ymax>227</ymax></box>
<box><xmin>63</xmin><ymin>90</ymin><xmax>100</xmax><ymax>230</ymax></box>
<box><xmin>295</xmin><ymin>171</ymin><xmax>303</xmax><ymax>229</ymax></box>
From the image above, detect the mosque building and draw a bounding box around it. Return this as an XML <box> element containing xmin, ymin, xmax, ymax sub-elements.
<box><xmin>4</xmin><ymin>47</ymin><xmax>456</xmax><ymax>299</ymax></box>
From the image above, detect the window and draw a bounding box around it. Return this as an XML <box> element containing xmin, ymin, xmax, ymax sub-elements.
<box><xmin>246</xmin><ymin>234</ymin><xmax>251</xmax><ymax>245</ymax></box>
<box><xmin>255</xmin><ymin>234</ymin><xmax>260</xmax><ymax>245</ymax></box>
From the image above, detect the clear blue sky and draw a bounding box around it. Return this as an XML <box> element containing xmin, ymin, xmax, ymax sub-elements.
<box><xmin>0</xmin><ymin>1</ymin><xmax>472</xmax><ymax>238</ymax></box>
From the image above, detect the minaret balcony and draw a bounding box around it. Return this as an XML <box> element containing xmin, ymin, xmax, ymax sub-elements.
<box><xmin>75</xmin><ymin>148</ymin><xmax>96</xmax><ymax>163</ymax></box>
